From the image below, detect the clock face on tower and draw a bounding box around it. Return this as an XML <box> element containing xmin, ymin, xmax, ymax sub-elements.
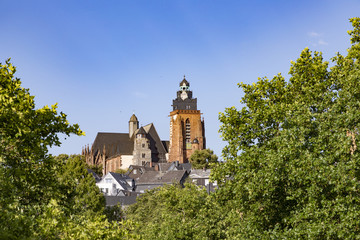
<box><xmin>181</xmin><ymin>91</ymin><xmax>188</xmax><ymax>100</ymax></box>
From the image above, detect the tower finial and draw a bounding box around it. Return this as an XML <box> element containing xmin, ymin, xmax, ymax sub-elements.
<box><xmin>183</xmin><ymin>75</ymin><xmax>186</xmax><ymax>79</ymax></box>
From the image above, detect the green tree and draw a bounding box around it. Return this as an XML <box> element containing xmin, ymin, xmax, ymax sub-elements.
<box><xmin>0</xmin><ymin>60</ymin><xmax>136</xmax><ymax>239</ymax></box>
<box><xmin>55</xmin><ymin>154</ymin><xmax>105</xmax><ymax>215</ymax></box>
<box><xmin>126</xmin><ymin>183</ymin><xmax>225</xmax><ymax>239</ymax></box>
<box><xmin>212</xmin><ymin>18</ymin><xmax>360</xmax><ymax>239</ymax></box>
<box><xmin>115</xmin><ymin>168</ymin><xmax>128</xmax><ymax>174</ymax></box>
<box><xmin>0</xmin><ymin>59</ymin><xmax>83</xmax><ymax>238</ymax></box>
<box><xmin>189</xmin><ymin>148</ymin><xmax>218</xmax><ymax>169</ymax></box>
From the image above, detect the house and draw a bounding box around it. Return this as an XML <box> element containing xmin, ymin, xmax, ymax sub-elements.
<box><xmin>96</xmin><ymin>172</ymin><xmax>135</xmax><ymax>196</ymax></box>
<box><xmin>188</xmin><ymin>169</ymin><xmax>217</xmax><ymax>193</ymax></box>
<box><xmin>135</xmin><ymin>169</ymin><xmax>189</xmax><ymax>193</ymax></box>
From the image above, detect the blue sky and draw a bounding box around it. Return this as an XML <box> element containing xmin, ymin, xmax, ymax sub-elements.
<box><xmin>1</xmin><ymin>0</ymin><xmax>360</xmax><ymax>158</ymax></box>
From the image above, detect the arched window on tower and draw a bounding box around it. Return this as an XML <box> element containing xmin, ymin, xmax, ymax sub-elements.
<box><xmin>185</xmin><ymin>119</ymin><xmax>191</xmax><ymax>149</ymax></box>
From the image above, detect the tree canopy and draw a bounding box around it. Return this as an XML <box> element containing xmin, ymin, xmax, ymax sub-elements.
<box><xmin>189</xmin><ymin>148</ymin><xmax>218</xmax><ymax>169</ymax></box>
<box><xmin>126</xmin><ymin>183</ymin><xmax>224</xmax><ymax>239</ymax></box>
<box><xmin>211</xmin><ymin>17</ymin><xmax>360</xmax><ymax>238</ymax></box>
<box><xmin>0</xmin><ymin>60</ymin><xmax>135</xmax><ymax>239</ymax></box>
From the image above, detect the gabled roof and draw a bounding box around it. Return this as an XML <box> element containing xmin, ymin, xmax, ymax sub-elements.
<box><xmin>136</xmin><ymin>127</ymin><xmax>147</xmax><ymax>135</ymax></box>
<box><xmin>179</xmin><ymin>163</ymin><xmax>192</xmax><ymax>171</ymax></box>
<box><xmin>127</xmin><ymin>165</ymin><xmax>146</xmax><ymax>179</ymax></box>
<box><xmin>137</xmin><ymin>170</ymin><xmax>188</xmax><ymax>184</ymax></box>
<box><xmin>110</xmin><ymin>172</ymin><xmax>132</xmax><ymax>189</ymax></box>
<box><xmin>161</xmin><ymin>170</ymin><xmax>188</xmax><ymax>183</ymax></box>
<box><xmin>143</xmin><ymin>123</ymin><xmax>168</xmax><ymax>154</ymax></box>
<box><xmin>99</xmin><ymin>172</ymin><xmax>132</xmax><ymax>190</ymax></box>
<box><xmin>158</xmin><ymin>163</ymin><xmax>173</xmax><ymax>172</ymax></box>
<box><xmin>92</xmin><ymin>132</ymin><xmax>134</xmax><ymax>157</ymax></box>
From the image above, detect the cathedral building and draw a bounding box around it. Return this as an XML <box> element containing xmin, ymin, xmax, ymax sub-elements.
<box><xmin>168</xmin><ymin>77</ymin><xmax>206</xmax><ymax>163</ymax></box>
<box><xmin>83</xmin><ymin>76</ymin><xmax>205</xmax><ymax>174</ymax></box>
<box><xmin>83</xmin><ymin>115</ymin><xmax>169</xmax><ymax>175</ymax></box>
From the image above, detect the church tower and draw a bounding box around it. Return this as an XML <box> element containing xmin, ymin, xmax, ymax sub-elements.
<box><xmin>129</xmin><ymin>114</ymin><xmax>139</xmax><ymax>137</ymax></box>
<box><xmin>168</xmin><ymin>76</ymin><xmax>206</xmax><ymax>163</ymax></box>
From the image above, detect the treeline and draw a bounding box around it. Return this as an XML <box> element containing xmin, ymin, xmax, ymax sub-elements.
<box><xmin>1</xmin><ymin>17</ymin><xmax>360</xmax><ymax>239</ymax></box>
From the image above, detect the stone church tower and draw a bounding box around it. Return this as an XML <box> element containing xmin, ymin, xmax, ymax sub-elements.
<box><xmin>168</xmin><ymin>76</ymin><xmax>206</xmax><ymax>163</ymax></box>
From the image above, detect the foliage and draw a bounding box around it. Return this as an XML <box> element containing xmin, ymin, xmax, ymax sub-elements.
<box><xmin>126</xmin><ymin>183</ymin><xmax>225</xmax><ymax>239</ymax></box>
<box><xmin>0</xmin><ymin>60</ymin><xmax>136</xmax><ymax>239</ymax></box>
<box><xmin>211</xmin><ymin>17</ymin><xmax>360</xmax><ymax>238</ymax></box>
<box><xmin>189</xmin><ymin>148</ymin><xmax>218</xmax><ymax>169</ymax></box>
<box><xmin>86</xmin><ymin>163</ymin><xmax>103</xmax><ymax>177</ymax></box>
<box><xmin>55</xmin><ymin>154</ymin><xmax>105</xmax><ymax>215</ymax></box>
<box><xmin>115</xmin><ymin>168</ymin><xmax>128</xmax><ymax>174</ymax></box>
<box><xmin>104</xmin><ymin>203</ymin><xmax>125</xmax><ymax>222</ymax></box>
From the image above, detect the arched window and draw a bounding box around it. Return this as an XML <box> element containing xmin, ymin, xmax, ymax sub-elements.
<box><xmin>185</xmin><ymin>119</ymin><xmax>191</xmax><ymax>143</ymax></box>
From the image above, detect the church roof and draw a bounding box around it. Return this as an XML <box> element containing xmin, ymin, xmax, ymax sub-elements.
<box><xmin>136</xmin><ymin>126</ymin><xmax>147</xmax><ymax>135</ymax></box>
<box><xmin>92</xmin><ymin>132</ymin><xmax>134</xmax><ymax>157</ymax></box>
<box><xmin>161</xmin><ymin>141</ymin><xmax>170</xmax><ymax>152</ymax></box>
<box><xmin>136</xmin><ymin>123</ymin><xmax>168</xmax><ymax>155</ymax></box>
<box><xmin>90</xmin><ymin>122</ymin><xmax>168</xmax><ymax>161</ymax></box>
<box><xmin>129</xmin><ymin>114</ymin><xmax>138</xmax><ymax>122</ymax></box>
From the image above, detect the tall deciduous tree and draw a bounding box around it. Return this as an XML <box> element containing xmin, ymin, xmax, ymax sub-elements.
<box><xmin>0</xmin><ymin>60</ymin><xmax>135</xmax><ymax>239</ymax></box>
<box><xmin>212</xmin><ymin>18</ymin><xmax>360</xmax><ymax>238</ymax></box>
<box><xmin>126</xmin><ymin>183</ymin><xmax>224</xmax><ymax>239</ymax></box>
<box><xmin>55</xmin><ymin>154</ymin><xmax>105</xmax><ymax>215</ymax></box>
<box><xmin>189</xmin><ymin>148</ymin><xmax>218</xmax><ymax>169</ymax></box>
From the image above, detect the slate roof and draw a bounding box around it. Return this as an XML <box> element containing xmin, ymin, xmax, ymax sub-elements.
<box><xmin>161</xmin><ymin>141</ymin><xmax>170</xmax><ymax>152</ymax></box>
<box><xmin>136</xmin><ymin>126</ymin><xmax>146</xmax><ymax>135</ymax></box>
<box><xmin>180</xmin><ymin>163</ymin><xmax>192</xmax><ymax>171</ymax></box>
<box><xmin>157</xmin><ymin>163</ymin><xmax>173</xmax><ymax>172</ymax></box>
<box><xmin>127</xmin><ymin>165</ymin><xmax>146</xmax><ymax>179</ymax></box>
<box><xmin>137</xmin><ymin>170</ymin><xmax>188</xmax><ymax>184</ymax></box>
<box><xmin>108</xmin><ymin>172</ymin><xmax>132</xmax><ymax>190</ymax></box>
<box><xmin>92</xmin><ymin>132</ymin><xmax>134</xmax><ymax>157</ymax></box>
<box><xmin>142</xmin><ymin>123</ymin><xmax>168</xmax><ymax>155</ymax></box>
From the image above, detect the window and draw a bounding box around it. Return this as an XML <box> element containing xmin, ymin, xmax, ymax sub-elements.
<box><xmin>185</xmin><ymin>119</ymin><xmax>192</xmax><ymax>149</ymax></box>
<box><xmin>185</xmin><ymin>119</ymin><xmax>191</xmax><ymax>142</ymax></box>
<box><xmin>142</xmin><ymin>143</ymin><xmax>145</xmax><ymax>148</ymax></box>
<box><xmin>105</xmin><ymin>178</ymin><xmax>112</xmax><ymax>183</ymax></box>
<box><xmin>142</xmin><ymin>153</ymin><xmax>146</xmax><ymax>158</ymax></box>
